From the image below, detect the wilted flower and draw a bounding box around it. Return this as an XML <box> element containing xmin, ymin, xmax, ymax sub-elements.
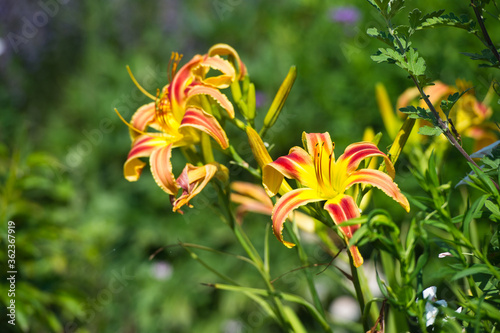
<box><xmin>263</xmin><ymin>132</ymin><xmax>409</xmax><ymax>267</ymax></box>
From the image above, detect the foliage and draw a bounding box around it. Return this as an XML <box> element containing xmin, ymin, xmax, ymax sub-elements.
<box><xmin>1</xmin><ymin>0</ymin><xmax>500</xmax><ymax>332</ymax></box>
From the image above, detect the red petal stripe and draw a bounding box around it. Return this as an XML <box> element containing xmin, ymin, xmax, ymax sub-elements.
<box><xmin>344</xmin><ymin>169</ymin><xmax>410</xmax><ymax>212</ymax></box>
<box><xmin>272</xmin><ymin>188</ymin><xmax>323</xmax><ymax>248</ymax></box>
<box><xmin>179</xmin><ymin>107</ymin><xmax>229</xmax><ymax>149</ymax></box>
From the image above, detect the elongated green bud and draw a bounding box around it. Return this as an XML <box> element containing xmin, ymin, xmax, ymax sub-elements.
<box><xmin>231</xmin><ymin>80</ymin><xmax>242</xmax><ymax>103</ymax></box>
<box><xmin>247</xmin><ymin>82</ymin><xmax>256</xmax><ymax>121</ymax></box>
<box><xmin>246</xmin><ymin>126</ymin><xmax>272</xmax><ymax>168</ymax></box>
<box><xmin>263</xmin><ymin>66</ymin><xmax>297</xmax><ymax>129</ymax></box>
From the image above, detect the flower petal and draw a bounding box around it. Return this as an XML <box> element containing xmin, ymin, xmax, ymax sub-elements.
<box><xmin>150</xmin><ymin>143</ymin><xmax>179</xmax><ymax>195</ymax></box>
<box><xmin>263</xmin><ymin>147</ymin><xmax>316</xmax><ymax>196</ymax></box>
<box><xmin>179</xmin><ymin>106</ymin><xmax>229</xmax><ymax>149</ymax></box>
<box><xmin>198</xmin><ymin>55</ymin><xmax>236</xmax><ymax>89</ymax></box>
<box><xmin>230</xmin><ymin>181</ymin><xmax>273</xmax><ymax>207</ymax></box>
<box><xmin>208</xmin><ymin>43</ymin><xmax>247</xmax><ymax>79</ymax></box>
<box><xmin>130</xmin><ymin>102</ymin><xmax>156</xmax><ymax>139</ymax></box>
<box><xmin>169</xmin><ymin>55</ymin><xmax>203</xmax><ymax>118</ymax></box>
<box><xmin>186</xmin><ymin>84</ymin><xmax>235</xmax><ymax>118</ymax></box>
<box><xmin>302</xmin><ymin>132</ymin><xmax>334</xmax><ymax>157</ymax></box>
<box><xmin>302</xmin><ymin>132</ymin><xmax>336</xmax><ymax>195</ymax></box>
<box><xmin>338</xmin><ymin>142</ymin><xmax>395</xmax><ymax>179</ymax></box>
<box><xmin>324</xmin><ymin>195</ymin><xmax>363</xmax><ymax>267</ymax></box>
<box><xmin>344</xmin><ymin>169</ymin><xmax>410</xmax><ymax>212</ymax></box>
<box><xmin>272</xmin><ymin>188</ymin><xmax>323</xmax><ymax>248</ymax></box>
<box><xmin>124</xmin><ymin>135</ymin><xmax>166</xmax><ymax>181</ymax></box>
<box><xmin>172</xmin><ymin>163</ymin><xmax>218</xmax><ymax>213</ymax></box>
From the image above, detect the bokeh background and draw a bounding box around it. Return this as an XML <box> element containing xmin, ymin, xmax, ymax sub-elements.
<box><xmin>1</xmin><ymin>0</ymin><xmax>498</xmax><ymax>332</ymax></box>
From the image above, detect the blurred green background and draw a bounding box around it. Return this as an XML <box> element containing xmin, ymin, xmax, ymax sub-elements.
<box><xmin>0</xmin><ymin>0</ymin><xmax>498</xmax><ymax>332</ymax></box>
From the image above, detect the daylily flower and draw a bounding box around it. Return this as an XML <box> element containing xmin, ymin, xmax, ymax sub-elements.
<box><xmin>263</xmin><ymin>132</ymin><xmax>410</xmax><ymax>267</ymax></box>
<box><xmin>377</xmin><ymin>80</ymin><xmax>498</xmax><ymax>152</ymax></box>
<box><xmin>121</xmin><ymin>44</ymin><xmax>244</xmax><ymax>212</ymax></box>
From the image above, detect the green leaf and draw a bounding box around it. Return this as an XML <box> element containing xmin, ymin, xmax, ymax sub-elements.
<box><xmin>371</xmin><ymin>47</ymin><xmax>405</xmax><ymax>65</ymax></box>
<box><xmin>451</xmin><ymin>264</ymin><xmax>499</xmax><ymax>280</ymax></box>
<box><xmin>462</xmin><ymin>48</ymin><xmax>499</xmax><ymax>66</ymax></box>
<box><xmin>406</xmin><ymin>48</ymin><xmax>427</xmax><ymax>76</ymax></box>
<box><xmin>439</xmin><ymin>90</ymin><xmax>470</xmax><ymax>116</ymax></box>
<box><xmin>485</xmin><ymin>200</ymin><xmax>500</xmax><ymax>222</ymax></box>
<box><xmin>388</xmin><ymin>0</ymin><xmax>405</xmax><ymax>18</ymax></box>
<box><xmin>366</xmin><ymin>27</ymin><xmax>394</xmax><ymax>46</ymax></box>
<box><xmin>399</xmin><ymin>105</ymin><xmax>432</xmax><ymax>120</ymax></box>
<box><xmin>409</xmin><ymin>9</ymin><xmax>446</xmax><ymax>34</ymax></box>
<box><xmin>419</xmin><ymin>12</ymin><xmax>476</xmax><ymax>32</ymax></box>
<box><xmin>417</xmin><ymin>125</ymin><xmax>443</xmax><ymax>136</ymax></box>
<box><xmin>462</xmin><ymin>195</ymin><xmax>489</xmax><ymax>239</ymax></box>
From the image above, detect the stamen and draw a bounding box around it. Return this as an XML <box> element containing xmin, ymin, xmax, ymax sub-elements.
<box><xmin>168</xmin><ymin>52</ymin><xmax>183</xmax><ymax>82</ymax></box>
<box><xmin>328</xmin><ymin>153</ymin><xmax>332</xmax><ymax>185</ymax></box>
<box><xmin>114</xmin><ymin>108</ymin><xmax>148</xmax><ymax>136</ymax></box>
<box><xmin>127</xmin><ymin>66</ymin><xmax>156</xmax><ymax>100</ymax></box>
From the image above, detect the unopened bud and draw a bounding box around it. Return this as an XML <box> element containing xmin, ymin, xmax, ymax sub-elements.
<box><xmin>247</xmin><ymin>82</ymin><xmax>256</xmax><ymax>121</ymax></box>
<box><xmin>246</xmin><ymin>126</ymin><xmax>272</xmax><ymax>168</ymax></box>
<box><xmin>263</xmin><ymin>66</ymin><xmax>296</xmax><ymax>129</ymax></box>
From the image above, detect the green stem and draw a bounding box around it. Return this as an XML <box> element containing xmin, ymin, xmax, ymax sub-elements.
<box><xmin>215</xmin><ymin>181</ymin><xmax>296</xmax><ymax>331</ymax></box>
<box><xmin>284</xmin><ymin>222</ymin><xmax>328</xmax><ymax>321</ymax></box>
<box><xmin>349</xmin><ymin>252</ymin><xmax>367</xmax><ymax>331</ymax></box>
<box><xmin>470</xmin><ymin>0</ymin><xmax>500</xmax><ymax>64</ymax></box>
<box><xmin>227</xmin><ymin>145</ymin><xmax>261</xmax><ymax>179</ymax></box>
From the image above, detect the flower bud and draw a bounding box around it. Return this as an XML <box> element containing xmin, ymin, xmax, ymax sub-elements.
<box><xmin>263</xmin><ymin>66</ymin><xmax>296</xmax><ymax>130</ymax></box>
<box><xmin>246</xmin><ymin>126</ymin><xmax>272</xmax><ymax>168</ymax></box>
<box><xmin>247</xmin><ymin>82</ymin><xmax>256</xmax><ymax>121</ymax></box>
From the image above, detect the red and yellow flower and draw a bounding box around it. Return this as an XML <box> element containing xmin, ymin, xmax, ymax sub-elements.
<box><xmin>377</xmin><ymin>80</ymin><xmax>498</xmax><ymax>151</ymax></box>
<box><xmin>121</xmin><ymin>44</ymin><xmax>245</xmax><ymax>212</ymax></box>
<box><xmin>263</xmin><ymin>132</ymin><xmax>410</xmax><ymax>267</ymax></box>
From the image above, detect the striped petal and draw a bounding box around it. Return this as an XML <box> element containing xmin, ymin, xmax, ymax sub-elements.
<box><xmin>197</xmin><ymin>55</ymin><xmax>236</xmax><ymax>89</ymax></box>
<box><xmin>172</xmin><ymin>163</ymin><xmax>218</xmax><ymax>213</ymax></box>
<box><xmin>344</xmin><ymin>169</ymin><xmax>410</xmax><ymax>212</ymax></box>
<box><xmin>179</xmin><ymin>106</ymin><xmax>229</xmax><ymax>149</ymax></box>
<box><xmin>150</xmin><ymin>143</ymin><xmax>179</xmax><ymax>196</ymax></box>
<box><xmin>262</xmin><ymin>147</ymin><xmax>317</xmax><ymax>196</ymax></box>
<box><xmin>186</xmin><ymin>84</ymin><xmax>235</xmax><ymax>118</ymax></box>
<box><xmin>231</xmin><ymin>181</ymin><xmax>273</xmax><ymax>207</ymax></box>
<box><xmin>272</xmin><ymin>188</ymin><xmax>323</xmax><ymax>248</ymax></box>
<box><xmin>337</xmin><ymin>142</ymin><xmax>395</xmax><ymax>179</ymax></box>
<box><xmin>169</xmin><ymin>55</ymin><xmax>203</xmax><ymax>119</ymax></box>
<box><xmin>124</xmin><ymin>135</ymin><xmax>166</xmax><ymax>181</ymax></box>
<box><xmin>302</xmin><ymin>132</ymin><xmax>334</xmax><ymax>157</ymax></box>
<box><xmin>130</xmin><ymin>102</ymin><xmax>156</xmax><ymax>139</ymax></box>
<box><xmin>302</xmin><ymin>132</ymin><xmax>336</xmax><ymax>196</ymax></box>
<box><xmin>208</xmin><ymin>43</ymin><xmax>247</xmax><ymax>79</ymax></box>
<box><xmin>324</xmin><ymin>195</ymin><xmax>364</xmax><ymax>267</ymax></box>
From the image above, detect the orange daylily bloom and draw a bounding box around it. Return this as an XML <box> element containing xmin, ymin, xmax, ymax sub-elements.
<box><xmin>263</xmin><ymin>132</ymin><xmax>410</xmax><ymax>267</ymax></box>
<box><xmin>377</xmin><ymin>80</ymin><xmax>498</xmax><ymax>151</ymax></box>
<box><xmin>122</xmin><ymin>44</ymin><xmax>244</xmax><ymax>212</ymax></box>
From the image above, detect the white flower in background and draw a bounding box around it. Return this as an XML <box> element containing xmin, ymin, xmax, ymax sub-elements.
<box><xmin>423</xmin><ymin>286</ymin><xmax>447</xmax><ymax>327</ymax></box>
<box><xmin>438</xmin><ymin>252</ymin><xmax>453</xmax><ymax>258</ymax></box>
<box><xmin>422</xmin><ymin>286</ymin><xmax>462</xmax><ymax>328</ymax></box>
<box><xmin>151</xmin><ymin>260</ymin><xmax>173</xmax><ymax>280</ymax></box>
<box><xmin>329</xmin><ymin>295</ymin><xmax>360</xmax><ymax>323</ymax></box>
